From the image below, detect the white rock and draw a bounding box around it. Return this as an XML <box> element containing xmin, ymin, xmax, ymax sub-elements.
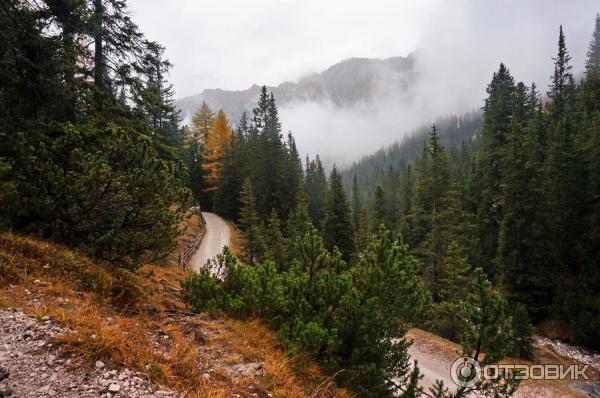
<box><xmin>108</xmin><ymin>383</ymin><xmax>121</xmax><ymax>393</ymax></box>
<box><xmin>95</xmin><ymin>360</ymin><xmax>105</xmax><ymax>369</ymax></box>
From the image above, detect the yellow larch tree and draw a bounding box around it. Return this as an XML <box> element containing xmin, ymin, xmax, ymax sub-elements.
<box><xmin>202</xmin><ymin>109</ymin><xmax>232</xmax><ymax>191</ymax></box>
<box><xmin>188</xmin><ymin>101</ymin><xmax>214</xmax><ymax>148</ymax></box>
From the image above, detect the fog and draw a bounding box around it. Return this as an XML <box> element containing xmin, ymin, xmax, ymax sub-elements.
<box><xmin>129</xmin><ymin>0</ymin><xmax>599</xmax><ymax>166</ymax></box>
<box><xmin>280</xmin><ymin>1</ymin><xmax>598</xmax><ymax>166</ymax></box>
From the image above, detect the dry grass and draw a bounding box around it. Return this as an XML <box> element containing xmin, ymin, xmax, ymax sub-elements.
<box><xmin>221</xmin><ymin>319</ymin><xmax>352</xmax><ymax>398</ymax></box>
<box><xmin>0</xmin><ymin>231</ymin><xmax>350</xmax><ymax>397</ymax></box>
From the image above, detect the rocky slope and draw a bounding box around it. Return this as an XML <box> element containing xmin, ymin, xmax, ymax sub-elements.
<box><xmin>0</xmin><ymin>309</ymin><xmax>179</xmax><ymax>398</ymax></box>
<box><xmin>0</xmin><ymin>220</ymin><xmax>349</xmax><ymax>398</ymax></box>
<box><xmin>175</xmin><ymin>53</ymin><xmax>418</xmax><ymax>124</ymax></box>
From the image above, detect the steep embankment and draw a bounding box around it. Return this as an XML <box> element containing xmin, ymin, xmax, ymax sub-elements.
<box><xmin>0</xmin><ymin>217</ymin><xmax>349</xmax><ymax>398</ymax></box>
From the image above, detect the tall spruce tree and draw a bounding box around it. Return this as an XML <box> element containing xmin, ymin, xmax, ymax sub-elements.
<box><xmin>351</xmin><ymin>175</ymin><xmax>362</xmax><ymax>227</ymax></box>
<box><xmin>544</xmin><ymin>27</ymin><xmax>588</xmax><ymax>317</ymax></box>
<box><xmin>324</xmin><ymin>166</ymin><xmax>355</xmax><ymax>261</ymax></box>
<box><xmin>305</xmin><ymin>155</ymin><xmax>328</xmax><ymax>229</ymax></box>
<box><xmin>372</xmin><ymin>185</ymin><xmax>387</xmax><ymax>229</ymax></box>
<box><xmin>239</xmin><ymin>178</ymin><xmax>265</xmax><ymax>265</ymax></box>
<box><xmin>476</xmin><ymin>63</ymin><xmax>515</xmax><ymax>275</ymax></box>
<box><xmin>586</xmin><ymin>14</ymin><xmax>600</xmax><ymax>77</ymax></box>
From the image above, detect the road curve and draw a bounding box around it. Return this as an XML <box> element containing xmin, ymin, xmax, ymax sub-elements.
<box><xmin>189</xmin><ymin>212</ymin><xmax>231</xmax><ymax>272</ymax></box>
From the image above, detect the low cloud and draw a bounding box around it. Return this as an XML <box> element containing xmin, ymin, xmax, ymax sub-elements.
<box><xmin>278</xmin><ymin>0</ymin><xmax>598</xmax><ymax>166</ymax></box>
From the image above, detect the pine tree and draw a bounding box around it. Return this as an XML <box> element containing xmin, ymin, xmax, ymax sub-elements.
<box><xmin>286</xmin><ymin>190</ymin><xmax>313</xmax><ymax>238</ymax></box>
<box><xmin>547</xmin><ymin>26</ymin><xmax>574</xmax><ymax>121</ymax></box>
<box><xmin>351</xmin><ymin>175</ymin><xmax>362</xmax><ymax>227</ymax></box>
<box><xmin>355</xmin><ymin>208</ymin><xmax>371</xmax><ymax>253</ymax></box>
<box><xmin>586</xmin><ymin>14</ymin><xmax>600</xmax><ymax>77</ymax></box>
<box><xmin>265</xmin><ymin>208</ymin><xmax>287</xmax><ymax>269</ymax></box>
<box><xmin>432</xmin><ymin>241</ymin><xmax>473</xmax><ymax>341</ymax></box>
<box><xmin>372</xmin><ymin>185</ymin><xmax>386</xmax><ymax>229</ymax></box>
<box><xmin>398</xmin><ymin>165</ymin><xmax>414</xmax><ymax>241</ymax></box>
<box><xmin>476</xmin><ymin>63</ymin><xmax>515</xmax><ymax>274</ymax></box>
<box><xmin>239</xmin><ymin>178</ymin><xmax>265</xmax><ymax>265</ymax></box>
<box><xmin>544</xmin><ymin>27</ymin><xmax>588</xmax><ymax>317</ymax></box>
<box><xmin>305</xmin><ymin>155</ymin><xmax>328</xmax><ymax>229</ymax></box>
<box><xmin>215</xmin><ymin>119</ymin><xmax>246</xmax><ymax>220</ymax></box>
<box><xmin>497</xmin><ymin>109</ymin><xmax>553</xmax><ymax>319</ymax></box>
<box><xmin>283</xmin><ymin>133</ymin><xmax>304</xmax><ymax>217</ymax></box>
<box><xmin>323</xmin><ymin>166</ymin><xmax>355</xmax><ymax>261</ymax></box>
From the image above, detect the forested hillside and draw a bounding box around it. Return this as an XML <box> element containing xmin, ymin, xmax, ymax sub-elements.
<box><xmin>344</xmin><ymin>21</ymin><xmax>600</xmax><ymax>350</ymax></box>
<box><xmin>182</xmin><ymin>89</ymin><xmax>520</xmax><ymax>397</ymax></box>
<box><xmin>182</xmin><ymin>14</ymin><xmax>600</xmax><ymax>397</ymax></box>
<box><xmin>0</xmin><ymin>0</ymin><xmax>190</xmax><ymax>268</ymax></box>
<box><xmin>341</xmin><ymin>111</ymin><xmax>482</xmax><ymax>203</ymax></box>
<box><xmin>2</xmin><ymin>0</ymin><xmax>599</xmax><ymax>397</ymax></box>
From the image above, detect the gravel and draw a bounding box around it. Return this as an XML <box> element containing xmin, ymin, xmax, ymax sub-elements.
<box><xmin>0</xmin><ymin>309</ymin><xmax>182</xmax><ymax>398</ymax></box>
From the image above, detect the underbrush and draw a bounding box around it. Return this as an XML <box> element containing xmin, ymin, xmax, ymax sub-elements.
<box><xmin>0</xmin><ymin>231</ymin><xmax>349</xmax><ymax>397</ymax></box>
<box><xmin>182</xmin><ymin>227</ymin><xmax>431</xmax><ymax>397</ymax></box>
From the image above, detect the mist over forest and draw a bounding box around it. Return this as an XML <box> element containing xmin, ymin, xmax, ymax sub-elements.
<box><xmin>1</xmin><ymin>1</ymin><xmax>600</xmax><ymax>397</ymax></box>
<box><xmin>163</xmin><ymin>1</ymin><xmax>597</xmax><ymax>166</ymax></box>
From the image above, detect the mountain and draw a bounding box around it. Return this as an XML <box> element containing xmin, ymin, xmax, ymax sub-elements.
<box><xmin>176</xmin><ymin>53</ymin><xmax>418</xmax><ymax>124</ymax></box>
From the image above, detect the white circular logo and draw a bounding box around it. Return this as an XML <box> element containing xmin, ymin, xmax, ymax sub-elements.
<box><xmin>450</xmin><ymin>357</ymin><xmax>481</xmax><ymax>387</ymax></box>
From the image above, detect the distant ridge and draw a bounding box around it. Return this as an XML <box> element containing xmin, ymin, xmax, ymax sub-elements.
<box><xmin>176</xmin><ymin>53</ymin><xmax>418</xmax><ymax>124</ymax></box>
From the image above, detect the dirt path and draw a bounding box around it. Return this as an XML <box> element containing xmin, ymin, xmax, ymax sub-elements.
<box><xmin>189</xmin><ymin>212</ymin><xmax>231</xmax><ymax>272</ymax></box>
<box><xmin>406</xmin><ymin>329</ymin><xmax>595</xmax><ymax>397</ymax></box>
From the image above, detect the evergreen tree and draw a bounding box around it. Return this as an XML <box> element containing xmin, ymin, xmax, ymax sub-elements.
<box><xmin>432</xmin><ymin>241</ymin><xmax>473</xmax><ymax>341</ymax></box>
<box><xmin>239</xmin><ymin>178</ymin><xmax>265</xmax><ymax>265</ymax></box>
<box><xmin>283</xmin><ymin>133</ymin><xmax>304</xmax><ymax>217</ymax></box>
<box><xmin>323</xmin><ymin>166</ymin><xmax>355</xmax><ymax>261</ymax></box>
<box><xmin>355</xmin><ymin>208</ymin><xmax>371</xmax><ymax>253</ymax></box>
<box><xmin>544</xmin><ymin>27</ymin><xmax>588</xmax><ymax>318</ymax></box>
<box><xmin>586</xmin><ymin>14</ymin><xmax>600</xmax><ymax>78</ymax></box>
<box><xmin>0</xmin><ymin>0</ymin><xmax>189</xmax><ymax>267</ymax></box>
<box><xmin>265</xmin><ymin>208</ymin><xmax>287</xmax><ymax>269</ymax></box>
<box><xmin>373</xmin><ymin>185</ymin><xmax>387</xmax><ymax>229</ymax></box>
<box><xmin>398</xmin><ymin>165</ymin><xmax>414</xmax><ymax>241</ymax></box>
<box><xmin>305</xmin><ymin>155</ymin><xmax>328</xmax><ymax>229</ymax></box>
<box><xmin>351</xmin><ymin>175</ymin><xmax>362</xmax><ymax>227</ymax></box>
<box><xmin>215</xmin><ymin>115</ymin><xmax>247</xmax><ymax>220</ymax></box>
<box><xmin>547</xmin><ymin>26</ymin><xmax>574</xmax><ymax>121</ymax></box>
<box><xmin>497</xmin><ymin>110</ymin><xmax>553</xmax><ymax>319</ymax></box>
<box><xmin>476</xmin><ymin>63</ymin><xmax>515</xmax><ymax>274</ymax></box>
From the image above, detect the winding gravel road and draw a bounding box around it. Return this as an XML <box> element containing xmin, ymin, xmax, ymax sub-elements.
<box><xmin>189</xmin><ymin>212</ymin><xmax>231</xmax><ymax>272</ymax></box>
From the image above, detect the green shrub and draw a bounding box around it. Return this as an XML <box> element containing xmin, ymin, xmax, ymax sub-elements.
<box><xmin>3</xmin><ymin>122</ymin><xmax>189</xmax><ymax>269</ymax></box>
<box><xmin>182</xmin><ymin>227</ymin><xmax>431</xmax><ymax>396</ymax></box>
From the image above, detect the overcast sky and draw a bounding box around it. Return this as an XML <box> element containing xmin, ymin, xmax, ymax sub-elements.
<box><xmin>127</xmin><ymin>1</ymin><xmax>599</xmax><ymax>164</ymax></box>
<box><xmin>128</xmin><ymin>0</ymin><xmax>598</xmax><ymax>99</ymax></box>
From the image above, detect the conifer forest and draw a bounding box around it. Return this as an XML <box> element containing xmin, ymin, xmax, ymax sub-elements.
<box><xmin>1</xmin><ymin>1</ymin><xmax>599</xmax><ymax>397</ymax></box>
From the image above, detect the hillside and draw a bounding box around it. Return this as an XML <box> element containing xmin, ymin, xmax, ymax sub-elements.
<box><xmin>175</xmin><ymin>54</ymin><xmax>418</xmax><ymax>124</ymax></box>
<box><xmin>341</xmin><ymin>110</ymin><xmax>482</xmax><ymax>198</ymax></box>
<box><xmin>0</xmin><ymin>221</ymin><xmax>349</xmax><ymax>398</ymax></box>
